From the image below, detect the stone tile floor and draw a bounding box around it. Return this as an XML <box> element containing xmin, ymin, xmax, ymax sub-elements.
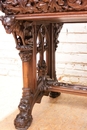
<box><xmin>0</xmin><ymin>75</ymin><xmax>87</xmax><ymax>130</ymax></box>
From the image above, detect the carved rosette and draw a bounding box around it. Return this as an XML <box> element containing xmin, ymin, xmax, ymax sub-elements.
<box><xmin>14</xmin><ymin>88</ymin><xmax>33</xmax><ymax>129</ymax></box>
<box><xmin>0</xmin><ymin>0</ymin><xmax>87</xmax><ymax>15</ymax></box>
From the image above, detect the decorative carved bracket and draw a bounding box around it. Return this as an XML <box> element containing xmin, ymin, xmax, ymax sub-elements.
<box><xmin>0</xmin><ymin>15</ymin><xmax>34</xmax><ymax>51</ymax></box>
<box><xmin>53</xmin><ymin>23</ymin><xmax>63</xmax><ymax>50</ymax></box>
<box><xmin>0</xmin><ymin>15</ymin><xmax>34</xmax><ymax>61</ymax></box>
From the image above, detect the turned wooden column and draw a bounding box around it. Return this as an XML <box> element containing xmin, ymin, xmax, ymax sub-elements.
<box><xmin>14</xmin><ymin>49</ymin><xmax>37</xmax><ymax>129</ymax></box>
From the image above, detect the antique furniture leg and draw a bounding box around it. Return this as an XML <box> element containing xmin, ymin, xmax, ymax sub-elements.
<box><xmin>13</xmin><ymin>22</ymin><xmax>51</xmax><ymax>129</ymax></box>
<box><xmin>0</xmin><ymin>17</ymin><xmax>48</xmax><ymax>129</ymax></box>
<box><xmin>13</xmin><ymin>22</ymin><xmax>38</xmax><ymax>129</ymax></box>
<box><xmin>14</xmin><ymin>58</ymin><xmax>33</xmax><ymax>129</ymax></box>
<box><xmin>49</xmin><ymin>23</ymin><xmax>63</xmax><ymax>98</ymax></box>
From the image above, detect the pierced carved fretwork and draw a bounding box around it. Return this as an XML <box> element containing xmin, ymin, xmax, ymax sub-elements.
<box><xmin>36</xmin><ymin>24</ymin><xmax>50</xmax><ymax>84</ymax></box>
<box><xmin>37</xmin><ymin>24</ymin><xmax>49</xmax><ymax>53</ymax></box>
<box><xmin>0</xmin><ymin>0</ymin><xmax>87</xmax><ymax>15</ymax></box>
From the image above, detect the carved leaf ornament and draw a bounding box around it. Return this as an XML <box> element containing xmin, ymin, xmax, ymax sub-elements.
<box><xmin>0</xmin><ymin>0</ymin><xmax>87</xmax><ymax>15</ymax></box>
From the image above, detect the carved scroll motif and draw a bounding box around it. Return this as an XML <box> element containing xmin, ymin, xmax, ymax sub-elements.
<box><xmin>0</xmin><ymin>0</ymin><xmax>87</xmax><ymax>15</ymax></box>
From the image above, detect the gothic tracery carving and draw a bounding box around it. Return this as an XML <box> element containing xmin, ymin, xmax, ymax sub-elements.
<box><xmin>36</xmin><ymin>24</ymin><xmax>49</xmax><ymax>83</ymax></box>
<box><xmin>0</xmin><ymin>0</ymin><xmax>87</xmax><ymax>15</ymax></box>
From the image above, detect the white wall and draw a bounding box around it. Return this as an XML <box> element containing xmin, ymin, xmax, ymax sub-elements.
<box><xmin>0</xmin><ymin>19</ymin><xmax>87</xmax><ymax>85</ymax></box>
<box><xmin>0</xmin><ymin>21</ymin><xmax>22</xmax><ymax>77</ymax></box>
<box><xmin>56</xmin><ymin>23</ymin><xmax>87</xmax><ymax>85</ymax></box>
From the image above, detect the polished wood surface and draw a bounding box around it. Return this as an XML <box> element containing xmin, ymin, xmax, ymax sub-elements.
<box><xmin>15</xmin><ymin>11</ymin><xmax>87</xmax><ymax>23</ymax></box>
<box><xmin>0</xmin><ymin>0</ymin><xmax>87</xmax><ymax>129</ymax></box>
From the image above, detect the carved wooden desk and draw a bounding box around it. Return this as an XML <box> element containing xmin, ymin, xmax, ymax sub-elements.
<box><xmin>1</xmin><ymin>0</ymin><xmax>87</xmax><ymax>129</ymax></box>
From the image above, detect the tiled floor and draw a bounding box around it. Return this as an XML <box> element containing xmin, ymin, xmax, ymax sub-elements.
<box><xmin>0</xmin><ymin>76</ymin><xmax>87</xmax><ymax>130</ymax></box>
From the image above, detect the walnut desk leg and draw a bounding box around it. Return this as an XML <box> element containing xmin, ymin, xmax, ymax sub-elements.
<box><xmin>49</xmin><ymin>23</ymin><xmax>63</xmax><ymax>98</ymax></box>
<box><xmin>13</xmin><ymin>22</ymin><xmax>43</xmax><ymax>129</ymax></box>
<box><xmin>14</xmin><ymin>52</ymin><xmax>34</xmax><ymax>129</ymax></box>
<box><xmin>13</xmin><ymin>22</ymin><xmax>63</xmax><ymax>129</ymax></box>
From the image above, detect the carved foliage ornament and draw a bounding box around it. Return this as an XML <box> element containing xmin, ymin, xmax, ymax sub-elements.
<box><xmin>0</xmin><ymin>0</ymin><xmax>87</xmax><ymax>15</ymax></box>
<box><xmin>53</xmin><ymin>23</ymin><xmax>63</xmax><ymax>50</ymax></box>
<box><xmin>19</xmin><ymin>51</ymin><xmax>32</xmax><ymax>61</ymax></box>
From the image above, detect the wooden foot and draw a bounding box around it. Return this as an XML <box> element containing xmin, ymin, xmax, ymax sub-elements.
<box><xmin>49</xmin><ymin>92</ymin><xmax>61</xmax><ymax>98</ymax></box>
<box><xmin>14</xmin><ymin>88</ymin><xmax>33</xmax><ymax>130</ymax></box>
<box><xmin>14</xmin><ymin>85</ymin><xmax>44</xmax><ymax>129</ymax></box>
<box><xmin>14</xmin><ymin>109</ymin><xmax>32</xmax><ymax>130</ymax></box>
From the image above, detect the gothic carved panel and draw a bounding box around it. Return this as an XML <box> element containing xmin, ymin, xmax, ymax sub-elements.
<box><xmin>36</xmin><ymin>24</ymin><xmax>50</xmax><ymax>83</ymax></box>
<box><xmin>37</xmin><ymin>24</ymin><xmax>49</xmax><ymax>53</ymax></box>
<box><xmin>0</xmin><ymin>0</ymin><xmax>87</xmax><ymax>15</ymax></box>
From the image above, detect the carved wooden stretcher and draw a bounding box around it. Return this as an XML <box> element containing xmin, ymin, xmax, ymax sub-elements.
<box><xmin>0</xmin><ymin>0</ymin><xmax>87</xmax><ymax>129</ymax></box>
